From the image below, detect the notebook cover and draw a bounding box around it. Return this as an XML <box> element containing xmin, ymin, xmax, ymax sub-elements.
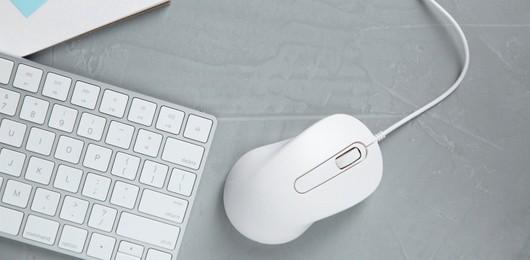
<box><xmin>0</xmin><ymin>0</ymin><xmax>170</xmax><ymax>57</ymax></box>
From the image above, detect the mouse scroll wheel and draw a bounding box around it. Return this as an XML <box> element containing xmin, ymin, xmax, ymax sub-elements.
<box><xmin>335</xmin><ymin>147</ymin><xmax>362</xmax><ymax>169</ymax></box>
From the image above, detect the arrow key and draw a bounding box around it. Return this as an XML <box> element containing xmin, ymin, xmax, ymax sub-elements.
<box><xmin>118</xmin><ymin>240</ymin><xmax>144</xmax><ymax>258</ymax></box>
<box><xmin>87</xmin><ymin>233</ymin><xmax>116</xmax><ymax>260</ymax></box>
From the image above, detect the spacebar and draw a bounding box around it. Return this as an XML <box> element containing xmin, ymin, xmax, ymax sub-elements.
<box><xmin>116</xmin><ymin>212</ymin><xmax>180</xmax><ymax>250</ymax></box>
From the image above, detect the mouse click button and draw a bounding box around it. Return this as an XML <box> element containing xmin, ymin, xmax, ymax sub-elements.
<box><xmin>335</xmin><ymin>147</ymin><xmax>362</xmax><ymax>169</ymax></box>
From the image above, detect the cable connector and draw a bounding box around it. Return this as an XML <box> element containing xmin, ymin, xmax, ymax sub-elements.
<box><xmin>374</xmin><ymin>132</ymin><xmax>386</xmax><ymax>142</ymax></box>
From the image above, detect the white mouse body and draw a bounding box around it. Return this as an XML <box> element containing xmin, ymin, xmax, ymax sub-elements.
<box><xmin>223</xmin><ymin>114</ymin><xmax>383</xmax><ymax>244</ymax></box>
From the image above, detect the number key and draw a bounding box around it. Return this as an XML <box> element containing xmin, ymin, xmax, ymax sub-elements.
<box><xmin>20</xmin><ymin>96</ymin><xmax>49</xmax><ymax>124</ymax></box>
<box><xmin>77</xmin><ymin>113</ymin><xmax>106</xmax><ymax>141</ymax></box>
<box><xmin>49</xmin><ymin>104</ymin><xmax>78</xmax><ymax>132</ymax></box>
<box><xmin>0</xmin><ymin>87</ymin><xmax>20</xmax><ymax>116</ymax></box>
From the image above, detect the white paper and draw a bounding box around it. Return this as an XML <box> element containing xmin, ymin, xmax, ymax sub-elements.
<box><xmin>0</xmin><ymin>0</ymin><xmax>170</xmax><ymax>57</ymax></box>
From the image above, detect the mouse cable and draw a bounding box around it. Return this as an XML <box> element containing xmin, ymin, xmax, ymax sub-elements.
<box><xmin>374</xmin><ymin>0</ymin><xmax>470</xmax><ymax>142</ymax></box>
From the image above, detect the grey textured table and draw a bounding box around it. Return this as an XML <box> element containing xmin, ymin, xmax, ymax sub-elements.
<box><xmin>1</xmin><ymin>0</ymin><xmax>530</xmax><ymax>259</ymax></box>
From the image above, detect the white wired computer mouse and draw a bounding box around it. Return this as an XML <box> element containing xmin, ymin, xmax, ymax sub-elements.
<box><xmin>224</xmin><ymin>114</ymin><xmax>382</xmax><ymax>244</ymax></box>
<box><xmin>223</xmin><ymin>0</ymin><xmax>470</xmax><ymax>245</ymax></box>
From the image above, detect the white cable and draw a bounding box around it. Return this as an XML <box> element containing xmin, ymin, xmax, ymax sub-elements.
<box><xmin>374</xmin><ymin>0</ymin><xmax>470</xmax><ymax>142</ymax></box>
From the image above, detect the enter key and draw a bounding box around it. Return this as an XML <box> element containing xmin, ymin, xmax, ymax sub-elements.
<box><xmin>138</xmin><ymin>189</ymin><xmax>188</xmax><ymax>223</ymax></box>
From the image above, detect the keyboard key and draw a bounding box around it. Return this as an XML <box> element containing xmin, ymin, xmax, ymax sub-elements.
<box><xmin>60</xmin><ymin>196</ymin><xmax>89</xmax><ymax>224</ymax></box>
<box><xmin>118</xmin><ymin>241</ymin><xmax>144</xmax><ymax>258</ymax></box>
<box><xmin>13</xmin><ymin>64</ymin><xmax>43</xmax><ymax>93</ymax></box>
<box><xmin>184</xmin><ymin>114</ymin><xmax>213</xmax><ymax>143</ymax></box>
<box><xmin>55</xmin><ymin>136</ymin><xmax>84</xmax><ymax>164</ymax></box>
<box><xmin>54</xmin><ymin>165</ymin><xmax>83</xmax><ymax>193</ymax></box>
<box><xmin>77</xmin><ymin>112</ymin><xmax>106</xmax><ymax>141</ymax></box>
<box><xmin>133</xmin><ymin>129</ymin><xmax>162</xmax><ymax>157</ymax></box>
<box><xmin>139</xmin><ymin>189</ymin><xmax>188</xmax><ymax>223</ymax></box>
<box><xmin>48</xmin><ymin>104</ymin><xmax>78</xmax><ymax>132</ymax></box>
<box><xmin>2</xmin><ymin>180</ymin><xmax>32</xmax><ymax>208</ymax></box>
<box><xmin>0</xmin><ymin>148</ymin><xmax>26</xmax><ymax>177</ymax></box>
<box><xmin>42</xmin><ymin>72</ymin><xmax>72</xmax><ymax>101</ymax></box>
<box><xmin>0</xmin><ymin>118</ymin><xmax>27</xmax><ymax>147</ymax></box>
<box><xmin>22</xmin><ymin>215</ymin><xmax>59</xmax><ymax>245</ymax></box>
<box><xmin>83</xmin><ymin>144</ymin><xmax>112</xmax><ymax>172</ymax></box>
<box><xmin>19</xmin><ymin>96</ymin><xmax>49</xmax><ymax>124</ymax></box>
<box><xmin>0</xmin><ymin>206</ymin><xmax>23</xmax><ymax>235</ymax></box>
<box><xmin>139</xmin><ymin>160</ymin><xmax>168</xmax><ymax>188</ymax></box>
<box><xmin>0</xmin><ymin>87</ymin><xmax>20</xmax><ymax>116</ymax></box>
<box><xmin>25</xmin><ymin>157</ymin><xmax>54</xmax><ymax>185</ymax></box>
<box><xmin>105</xmin><ymin>121</ymin><xmax>134</xmax><ymax>149</ymax></box>
<box><xmin>0</xmin><ymin>53</ymin><xmax>217</xmax><ymax>260</ymax></box>
<box><xmin>26</xmin><ymin>127</ymin><xmax>56</xmax><ymax>155</ymax></box>
<box><xmin>59</xmin><ymin>225</ymin><xmax>87</xmax><ymax>253</ymax></box>
<box><xmin>87</xmin><ymin>233</ymin><xmax>116</xmax><ymax>260</ymax></box>
<box><xmin>110</xmin><ymin>181</ymin><xmax>139</xmax><ymax>209</ymax></box>
<box><xmin>31</xmin><ymin>188</ymin><xmax>60</xmax><ymax>216</ymax></box>
<box><xmin>162</xmin><ymin>138</ymin><xmax>204</xmax><ymax>170</ymax></box>
<box><xmin>71</xmin><ymin>81</ymin><xmax>100</xmax><ymax>109</ymax></box>
<box><xmin>168</xmin><ymin>168</ymin><xmax>197</xmax><ymax>197</ymax></box>
<box><xmin>88</xmin><ymin>204</ymin><xmax>117</xmax><ymax>232</ymax></box>
<box><xmin>100</xmin><ymin>89</ymin><xmax>128</xmax><ymax>118</ymax></box>
<box><xmin>82</xmin><ymin>173</ymin><xmax>111</xmax><ymax>201</ymax></box>
<box><xmin>111</xmin><ymin>152</ymin><xmax>140</xmax><ymax>180</ymax></box>
<box><xmin>116</xmin><ymin>212</ymin><xmax>180</xmax><ymax>250</ymax></box>
<box><xmin>0</xmin><ymin>57</ymin><xmax>14</xmax><ymax>84</ymax></box>
<box><xmin>116</xmin><ymin>252</ymin><xmax>140</xmax><ymax>260</ymax></box>
<box><xmin>156</xmin><ymin>106</ymin><xmax>184</xmax><ymax>135</ymax></box>
<box><xmin>146</xmin><ymin>249</ymin><xmax>172</xmax><ymax>260</ymax></box>
<box><xmin>128</xmin><ymin>98</ymin><xmax>156</xmax><ymax>126</ymax></box>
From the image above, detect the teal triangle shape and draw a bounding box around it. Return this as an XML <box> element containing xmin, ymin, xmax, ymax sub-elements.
<box><xmin>11</xmin><ymin>0</ymin><xmax>48</xmax><ymax>18</ymax></box>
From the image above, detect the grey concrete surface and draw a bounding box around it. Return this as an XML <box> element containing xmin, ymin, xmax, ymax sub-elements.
<box><xmin>1</xmin><ymin>0</ymin><xmax>530</xmax><ymax>259</ymax></box>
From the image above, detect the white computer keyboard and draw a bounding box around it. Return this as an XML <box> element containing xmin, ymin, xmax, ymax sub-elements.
<box><xmin>0</xmin><ymin>52</ymin><xmax>217</xmax><ymax>260</ymax></box>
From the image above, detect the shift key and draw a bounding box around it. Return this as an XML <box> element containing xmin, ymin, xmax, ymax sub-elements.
<box><xmin>116</xmin><ymin>212</ymin><xmax>180</xmax><ymax>250</ymax></box>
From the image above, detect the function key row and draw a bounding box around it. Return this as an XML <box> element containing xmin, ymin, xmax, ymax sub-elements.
<box><xmin>0</xmin><ymin>59</ymin><xmax>213</xmax><ymax>143</ymax></box>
